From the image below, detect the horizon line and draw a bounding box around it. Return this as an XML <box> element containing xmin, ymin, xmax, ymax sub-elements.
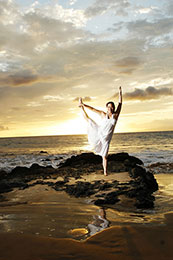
<box><xmin>0</xmin><ymin>129</ymin><xmax>172</xmax><ymax>139</ymax></box>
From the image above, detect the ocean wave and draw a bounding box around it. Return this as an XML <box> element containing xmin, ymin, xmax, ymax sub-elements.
<box><xmin>0</xmin><ymin>153</ymin><xmax>71</xmax><ymax>173</ymax></box>
<box><xmin>0</xmin><ymin>150</ymin><xmax>173</xmax><ymax>174</ymax></box>
<box><xmin>0</xmin><ymin>132</ymin><xmax>172</xmax><ymax>173</ymax></box>
<box><xmin>146</xmin><ymin>162</ymin><xmax>173</xmax><ymax>174</ymax></box>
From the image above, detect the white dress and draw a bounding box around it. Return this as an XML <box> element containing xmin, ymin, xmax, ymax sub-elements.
<box><xmin>86</xmin><ymin>113</ymin><xmax>117</xmax><ymax>157</ymax></box>
<box><xmin>88</xmin><ymin>215</ymin><xmax>109</xmax><ymax>236</ymax></box>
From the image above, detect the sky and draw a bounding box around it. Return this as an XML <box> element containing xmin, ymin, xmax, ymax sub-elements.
<box><xmin>0</xmin><ymin>0</ymin><xmax>173</xmax><ymax>137</ymax></box>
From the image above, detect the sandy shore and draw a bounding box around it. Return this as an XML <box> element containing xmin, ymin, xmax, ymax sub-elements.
<box><xmin>0</xmin><ymin>172</ymin><xmax>136</xmax><ymax>239</ymax></box>
<box><xmin>0</xmin><ymin>170</ymin><xmax>172</xmax><ymax>260</ymax></box>
<box><xmin>0</xmin><ymin>212</ymin><xmax>172</xmax><ymax>260</ymax></box>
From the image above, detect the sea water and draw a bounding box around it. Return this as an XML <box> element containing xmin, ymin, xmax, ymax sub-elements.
<box><xmin>0</xmin><ymin>131</ymin><xmax>172</xmax><ymax>173</ymax></box>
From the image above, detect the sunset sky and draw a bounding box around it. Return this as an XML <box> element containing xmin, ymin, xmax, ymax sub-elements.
<box><xmin>0</xmin><ymin>0</ymin><xmax>173</xmax><ymax>137</ymax></box>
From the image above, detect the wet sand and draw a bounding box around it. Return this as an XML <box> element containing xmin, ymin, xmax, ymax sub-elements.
<box><xmin>0</xmin><ymin>172</ymin><xmax>134</xmax><ymax>239</ymax></box>
<box><xmin>0</xmin><ymin>172</ymin><xmax>173</xmax><ymax>259</ymax></box>
<box><xmin>0</xmin><ymin>212</ymin><xmax>172</xmax><ymax>260</ymax></box>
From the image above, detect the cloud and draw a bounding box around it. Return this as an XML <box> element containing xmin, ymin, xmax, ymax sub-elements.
<box><xmin>137</xmin><ymin>8</ymin><xmax>153</xmax><ymax>14</ymax></box>
<box><xmin>72</xmin><ymin>84</ymin><xmax>88</xmax><ymax>89</ymax></box>
<box><xmin>127</xmin><ymin>18</ymin><xmax>173</xmax><ymax>38</ymax></box>
<box><xmin>115</xmin><ymin>56</ymin><xmax>141</xmax><ymax>73</ymax></box>
<box><xmin>0</xmin><ymin>70</ymin><xmax>39</xmax><ymax>86</ymax></box>
<box><xmin>73</xmin><ymin>96</ymin><xmax>92</xmax><ymax>102</ymax></box>
<box><xmin>165</xmin><ymin>1</ymin><xmax>173</xmax><ymax>16</ymax></box>
<box><xmin>119</xmin><ymin>68</ymin><xmax>137</xmax><ymax>75</ymax></box>
<box><xmin>28</xmin><ymin>1</ymin><xmax>87</xmax><ymax>28</ymax></box>
<box><xmin>43</xmin><ymin>95</ymin><xmax>64</xmax><ymax>101</ymax></box>
<box><xmin>112</xmin><ymin>86</ymin><xmax>173</xmax><ymax>101</ymax></box>
<box><xmin>110</xmin><ymin>56</ymin><xmax>143</xmax><ymax>74</ymax></box>
<box><xmin>0</xmin><ymin>0</ymin><xmax>90</xmax><ymax>60</ymax></box>
<box><xmin>0</xmin><ymin>0</ymin><xmax>86</xmax><ymax>29</ymax></box>
<box><xmin>26</xmin><ymin>101</ymin><xmax>42</xmax><ymax>107</ymax></box>
<box><xmin>69</xmin><ymin>0</ymin><xmax>77</xmax><ymax>6</ymax></box>
<box><xmin>11</xmin><ymin>107</ymin><xmax>21</xmax><ymax>111</ymax></box>
<box><xmin>0</xmin><ymin>125</ymin><xmax>9</xmax><ymax>131</ymax></box>
<box><xmin>24</xmin><ymin>12</ymin><xmax>89</xmax><ymax>45</ymax></box>
<box><xmin>0</xmin><ymin>0</ymin><xmax>172</xmax><ymax>135</ymax></box>
<box><xmin>115</xmin><ymin>56</ymin><xmax>141</xmax><ymax>67</ymax></box>
<box><xmin>85</xmin><ymin>0</ymin><xmax>130</xmax><ymax>18</ymax></box>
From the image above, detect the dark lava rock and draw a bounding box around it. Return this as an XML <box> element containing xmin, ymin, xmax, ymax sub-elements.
<box><xmin>134</xmin><ymin>194</ymin><xmax>155</xmax><ymax>209</ymax></box>
<box><xmin>0</xmin><ymin>179</ymin><xmax>27</xmax><ymax>193</ymax></box>
<box><xmin>95</xmin><ymin>193</ymin><xmax>106</xmax><ymax>198</ymax></box>
<box><xmin>58</xmin><ymin>152</ymin><xmax>143</xmax><ymax>169</ymax></box>
<box><xmin>0</xmin><ymin>170</ymin><xmax>8</xmax><ymax>181</ymax></box>
<box><xmin>94</xmin><ymin>192</ymin><xmax>120</xmax><ymax>206</ymax></box>
<box><xmin>58</xmin><ymin>153</ymin><xmax>102</xmax><ymax>168</ymax></box>
<box><xmin>108</xmin><ymin>152</ymin><xmax>129</xmax><ymax>161</ymax></box>
<box><xmin>10</xmin><ymin>163</ymin><xmax>56</xmax><ymax>178</ymax></box>
<box><xmin>126</xmin><ymin>164</ymin><xmax>158</xmax><ymax>208</ymax></box>
<box><xmin>0</xmin><ymin>163</ymin><xmax>59</xmax><ymax>194</ymax></box>
<box><xmin>30</xmin><ymin>163</ymin><xmax>54</xmax><ymax>174</ymax></box>
<box><xmin>0</xmin><ymin>194</ymin><xmax>6</xmax><ymax>202</ymax></box>
<box><xmin>98</xmin><ymin>182</ymin><xmax>113</xmax><ymax>191</ymax></box>
<box><xmin>58</xmin><ymin>152</ymin><xmax>143</xmax><ymax>175</ymax></box>
<box><xmin>0</xmin><ymin>152</ymin><xmax>159</xmax><ymax>210</ymax></box>
<box><xmin>104</xmin><ymin>191</ymin><xmax>120</xmax><ymax>204</ymax></box>
<box><xmin>94</xmin><ymin>199</ymin><xmax>107</xmax><ymax>206</ymax></box>
<box><xmin>65</xmin><ymin>181</ymin><xmax>96</xmax><ymax>197</ymax></box>
<box><xmin>108</xmin><ymin>153</ymin><xmax>143</xmax><ymax>165</ymax></box>
<box><xmin>53</xmin><ymin>181</ymin><xmax>67</xmax><ymax>191</ymax></box>
<box><xmin>129</xmin><ymin>165</ymin><xmax>146</xmax><ymax>179</ymax></box>
<box><xmin>10</xmin><ymin>166</ymin><xmax>30</xmax><ymax>177</ymax></box>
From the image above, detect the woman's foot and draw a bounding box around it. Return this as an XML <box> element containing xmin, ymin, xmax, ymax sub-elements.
<box><xmin>78</xmin><ymin>97</ymin><xmax>84</xmax><ymax>107</ymax></box>
<box><xmin>104</xmin><ymin>172</ymin><xmax>108</xmax><ymax>176</ymax></box>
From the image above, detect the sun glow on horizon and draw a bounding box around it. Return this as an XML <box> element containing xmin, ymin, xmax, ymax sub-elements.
<box><xmin>0</xmin><ymin>0</ymin><xmax>172</xmax><ymax>138</ymax></box>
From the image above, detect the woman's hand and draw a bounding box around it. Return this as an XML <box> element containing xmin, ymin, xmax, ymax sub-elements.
<box><xmin>119</xmin><ymin>86</ymin><xmax>122</xmax><ymax>103</ymax></box>
<box><xmin>78</xmin><ymin>97</ymin><xmax>84</xmax><ymax>107</ymax></box>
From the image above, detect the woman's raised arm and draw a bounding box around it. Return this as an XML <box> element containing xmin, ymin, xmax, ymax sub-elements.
<box><xmin>114</xmin><ymin>86</ymin><xmax>122</xmax><ymax>119</ymax></box>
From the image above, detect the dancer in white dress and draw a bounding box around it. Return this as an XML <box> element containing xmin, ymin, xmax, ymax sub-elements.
<box><xmin>79</xmin><ymin>86</ymin><xmax>122</xmax><ymax>176</ymax></box>
<box><xmin>88</xmin><ymin>208</ymin><xmax>110</xmax><ymax>236</ymax></box>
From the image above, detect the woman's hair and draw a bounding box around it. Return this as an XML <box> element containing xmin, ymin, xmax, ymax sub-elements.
<box><xmin>106</xmin><ymin>101</ymin><xmax>115</xmax><ymax>112</ymax></box>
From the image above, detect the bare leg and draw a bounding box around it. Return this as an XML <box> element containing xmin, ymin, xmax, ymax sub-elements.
<box><xmin>99</xmin><ymin>208</ymin><xmax>106</xmax><ymax>219</ymax></box>
<box><xmin>102</xmin><ymin>156</ymin><xmax>108</xmax><ymax>176</ymax></box>
<box><xmin>79</xmin><ymin>97</ymin><xmax>90</xmax><ymax>122</ymax></box>
<box><xmin>80</xmin><ymin>105</ymin><xmax>90</xmax><ymax>122</ymax></box>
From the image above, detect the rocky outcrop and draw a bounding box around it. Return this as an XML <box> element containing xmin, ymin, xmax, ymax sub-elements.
<box><xmin>0</xmin><ymin>152</ymin><xmax>158</xmax><ymax>209</ymax></box>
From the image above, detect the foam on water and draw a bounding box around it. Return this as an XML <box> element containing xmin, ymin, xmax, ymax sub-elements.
<box><xmin>0</xmin><ymin>131</ymin><xmax>172</xmax><ymax>173</ymax></box>
<box><xmin>0</xmin><ymin>153</ymin><xmax>71</xmax><ymax>173</ymax></box>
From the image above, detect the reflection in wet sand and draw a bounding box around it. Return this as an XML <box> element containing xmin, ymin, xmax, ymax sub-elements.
<box><xmin>69</xmin><ymin>207</ymin><xmax>110</xmax><ymax>239</ymax></box>
<box><xmin>0</xmin><ymin>173</ymin><xmax>172</xmax><ymax>241</ymax></box>
<box><xmin>88</xmin><ymin>208</ymin><xmax>110</xmax><ymax>236</ymax></box>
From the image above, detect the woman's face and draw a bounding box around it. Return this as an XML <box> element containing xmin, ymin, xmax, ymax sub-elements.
<box><xmin>106</xmin><ymin>103</ymin><xmax>114</xmax><ymax>113</ymax></box>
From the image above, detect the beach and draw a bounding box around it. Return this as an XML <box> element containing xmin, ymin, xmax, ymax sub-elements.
<box><xmin>0</xmin><ymin>133</ymin><xmax>173</xmax><ymax>259</ymax></box>
<box><xmin>0</xmin><ymin>163</ymin><xmax>173</xmax><ymax>259</ymax></box>
<box><xmin>1</xmin><ymin>0</ymin><xmax>173</xmax><ymax>257</ymax></box>
<box><xmin>0</xmin><ymin>174</ymin><xmax>172</xmax><ymax>259</ymax></box>
<box><xmin>0</xmin><ymin>212</ymin><xmax>172</xmax><ymax>260</ymax></box>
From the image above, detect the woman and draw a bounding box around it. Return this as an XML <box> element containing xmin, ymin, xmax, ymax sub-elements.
<box><xmin>79</xmin><ymin>86</ymin><xmax>122</xmax><ymax>176</ymax></box>
<box><xmin>88</xmin><ymin>208</ymin><xmax>110</xmax><ymax>236</ymax></box>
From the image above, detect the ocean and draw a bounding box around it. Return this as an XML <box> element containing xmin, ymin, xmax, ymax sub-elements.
<box><xmin>0</xmin><ymin>131</ymin><xmax>172</xmax><ymax>173</ymax></box>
